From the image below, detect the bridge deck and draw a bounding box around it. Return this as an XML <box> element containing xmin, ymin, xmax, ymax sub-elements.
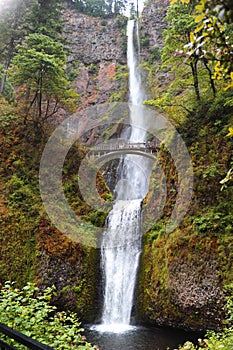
<box><xmin>88</xmin><ymin>141</ymin><xmax>159</xmax><ymax>158</ymax></box>
<box><xmin>87</xmin><ymin>142</ymin><xmax>159</xmax><ymax>156</ymax></box>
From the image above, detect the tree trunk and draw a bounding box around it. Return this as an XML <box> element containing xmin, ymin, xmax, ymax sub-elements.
<box><xmin>38</xmin><ymin>70</ymin><xmax>43</xmax><ymax>119</ymax></box>
<box><xmin>190</xmin><ymin>57</ymin><xmax>200</xmax><ymax>101</ymax></box>
<box><xmin>0</xmin><ymin>52</ymin><xmax>12</xmax><ymax>94</ymax></box>
<box><xmin>0</xmin><ymin>72</ymin><xmax>7</xmax><ymax>95</ymax></box>
<box><xmin>203</xmin><ymin>59</ymin><xmax>216</xmax><ymax>97</ymax></box>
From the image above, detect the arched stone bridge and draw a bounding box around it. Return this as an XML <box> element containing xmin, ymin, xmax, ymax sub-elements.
<box><xmin>87</xmin><ymin>141</ymin><xmax>159</xmax><ymax>161</ymax></box>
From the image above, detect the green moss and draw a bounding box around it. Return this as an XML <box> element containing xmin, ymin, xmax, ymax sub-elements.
<box><xmin>109</xmin><ymin>91</ymin><xmax>124</xmax><ymax>102</ymax></box>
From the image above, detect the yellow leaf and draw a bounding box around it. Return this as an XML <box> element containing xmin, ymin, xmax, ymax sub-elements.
<box><xmin>170</xmin><ymin>0</ymin><xmax>177</xmax><ymax>4</ymax></box>
<box><xmin>195</xmin><ymin>14</ymin><xmax>205</xmax><ymax>22</ymax></box>
<box><xmin>226</xmin><ymin>127</ymin><xmax>233</xmax><ymax>137</ymax></box>
<box><xmin>190</xmin><ymin>32</ymin><xmax>195</xmax><ymax>43</ymax></box>
<box><xmin>195</xmin><ymin>4</ymin><xmax>204</xmax><ymax>12</ymax></box>
<box><xmin>224</xmin><ymin>83</ymin><xmax>233</xmax><ymax>91</ymax></box>
<box><xmin>194</xmin><ymin>23</ymin><xmax>204</xmax><ymax>33</ymax></box>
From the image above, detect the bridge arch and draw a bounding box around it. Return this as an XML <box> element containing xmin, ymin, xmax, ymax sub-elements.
<box><xmin>90</xmin><ymin>149</ymin><xmax>157</xmax><ymax>162</ymax></box>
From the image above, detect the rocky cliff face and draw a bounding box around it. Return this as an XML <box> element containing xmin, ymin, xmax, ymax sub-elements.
<box><xmin>136</xmin><ymin>233</ymin><xmax>227</xmax><ymax>331</ymax></box>
<box><xmin>62</xmin><ymin>0</ymin><xmax>170</xmax><ymax>109</ymax></box>
<box><xmin>65</xmin><ymin>10</ymin><xmax>126</xmax><ymax>65</ymax></box>
<box><xmin>64</xmin><ymin>8</ymin><xmax>127</xmax><ymax>108</ymax></box>
<box><xmin>140</xmin><ymin>0</ymin><xmax>169</xmax><ymax>58</ymax></box>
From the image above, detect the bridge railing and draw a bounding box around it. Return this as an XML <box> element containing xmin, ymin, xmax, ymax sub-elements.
<box><xmin>0</xmin><ymin>323</ymin><xmax>54</xmax><ymax>350</ymax></box>
<box><xmin>88</xmin><ymin>141</ymin><xmax>159</xmax><ymax>152</ymax></box>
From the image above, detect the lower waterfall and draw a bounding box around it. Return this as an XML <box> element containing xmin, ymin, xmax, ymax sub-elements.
<box><xmin>101</xmin><ymin>199</ymin><xmax>142</xmax><ymax>327</ymax></box>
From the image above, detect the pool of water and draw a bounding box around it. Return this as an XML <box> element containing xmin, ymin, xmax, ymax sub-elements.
<box><xmin>84</xmin><ymin>324</ymin><xmax>199</xmax><ymax>350</ymax></box>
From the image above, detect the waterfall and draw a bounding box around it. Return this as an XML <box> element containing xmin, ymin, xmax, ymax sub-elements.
<box><xmin>100</xmin><ymin>19</ymin><xmax>151</xmax><ymax>333</ymax></box>
<box><xmin>101</xmin><ymin>199</ymin><xmax>142</xmax><ymax>328</ymax></box>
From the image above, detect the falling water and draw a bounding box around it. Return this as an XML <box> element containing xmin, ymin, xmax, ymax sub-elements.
<box><xmin>100</xmin><ymin>19</ymin><xmax>151</xmax><ymax>332</ymax></box>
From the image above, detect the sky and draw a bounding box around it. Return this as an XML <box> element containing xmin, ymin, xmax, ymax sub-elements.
<box><xmin>0</xmin><ymin>0</ymin><xmax>16</xmax><ymax>14</ymax></box>
<box><xmin>125</xmin><ymin>0</ymin><xmax>146</xmax><ymax>16</ymax></box>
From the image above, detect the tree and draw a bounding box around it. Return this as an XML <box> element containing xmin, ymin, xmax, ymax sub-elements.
<box><xmin>84</xmin><ymin>0</ymin><xmax>108</xmax><ymax>17</ymax></box>
<box><xmin>70</xmin><ymin>0</ymin><xmax>126</xmax><ymax>17</ymax></box>
<box><xmin>129</xmin><ymin>2</ymin><xmax>136</xmax><ymax>19</ymax></box>
<box><xmin>162</xmin><ymin>2</ymin><xmax>202</xmax><ymax>101</ymax></box>
<box><xmin>29</xmin><ymin>0</ymin><xmax>64</xmax><ymax>40</ymax></box>
<box><xmin>170</xmin><ymin>0</ymin><xmax>233</xmax><ymax>90</ymax></box>
<box><xmin>145</xmin><ymin>0</ymin><xmax>232</xmax><ymax>115</ymax></box>
<box><xmin>10</xmin><ymin>33</ymin><xmax>78</xmax><ymax>142</ymax></box>
<box><xmin>0</xmin><ymin>0</ymin><xmax>67</xmax><ymax>97</ymax></box>
<box><xmin>112</xmin><ymin>0</ymin><xmax>126</xmax><ymax>15</ymax></box>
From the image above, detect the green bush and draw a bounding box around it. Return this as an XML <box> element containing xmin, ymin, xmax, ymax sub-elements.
<box><xmin>115</xmin><ymin>14</ymin><xmax>127</xmax><ymax>29</ymax></box>
<box><xmin>0</xmin><ymin>282</ymin><xmax>97</xmax><ymax>349</ymax></box>
<box><xmin>101</xmin><ymin>19</ymin><xmax>107</xmax><ymax>26</ymax></box>
<box><xmin>140</xmin><ymin>37</ymin><xmax>150</xmax><ymax>47</ymax></box>
<box><xmin>193</xmin><ymin>207</ymin><xmax>232</xmax><ymax>235</ymax></box>
<box><xmin>148</xmin><ymin>47</ymin><xmax>161</xmax><ymax>63</ymax></box>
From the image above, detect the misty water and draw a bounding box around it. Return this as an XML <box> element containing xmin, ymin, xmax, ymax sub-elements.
<box><xmin>85</xmin><ymin>325</ymin><xmax>199</xmax><ymax>350</ymax></box>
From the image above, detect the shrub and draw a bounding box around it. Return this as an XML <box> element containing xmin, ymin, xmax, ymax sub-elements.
<box><xmin>140</xmin><ymin>37</ymin><xmax>150</xmax><ymax>47</ymax></box>
<box><xmin>101</xmin><ymin>20</ymin><xmax>107</xmax><ymax>26</ymax></box>
<box><xmin>148</xmin><ymin>47</ymin><xmax>161</xmax><ymax>63</ymax></box>
<box><xmin>0</xmin><ymin>282</ymin><xmax>97</xmax><ymax>349</ymax></box>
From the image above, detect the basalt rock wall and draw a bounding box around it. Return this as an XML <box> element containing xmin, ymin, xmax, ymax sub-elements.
<box><xmin>64</xmin><ymin>8</ymin><xmax>127</xmax><ymax>108</ymax></box>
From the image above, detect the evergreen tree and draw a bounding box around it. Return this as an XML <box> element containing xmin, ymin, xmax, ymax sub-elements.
<box><xmin>112</xmin><ymin>0</ymin><xmax>126</xmax><ymax>15</ymax></box>
<box><xmin>129</xmin><ymin>2</ymin><xmax>136</xmax><ymax>19</ymax></box>
<box><xmin>69</xmin><ymin>0</ymin><xmax>126</xmax><ymax>17</ymax></box>
<box><xmin>29</xmin><ymin>0</ymin><xmax>64</xmax><ymax>40</ymax></box>
<box><xmin>11</xmin><ymin>33</ymin><xmax>78</xmax><ymax>142</ymax></box>
<box><xmin>84</xmin><ymin>0</ymin><xmax>108</xmax><ymax>17</ymax></box>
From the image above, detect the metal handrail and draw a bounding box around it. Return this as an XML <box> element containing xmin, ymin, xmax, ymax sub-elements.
<box><xmin>0</xmin><ymin>323</ymin><xmax>54</xmax><ymax>350</ymax></box>
<box><xmin>88</xmin><ymin>141</ymin><xmax>159</xmax><ymax>153</ymax></box>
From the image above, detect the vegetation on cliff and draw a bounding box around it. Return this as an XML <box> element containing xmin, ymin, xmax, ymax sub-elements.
<box><xmin>137</xmin><ymin>0</ymin><xmax>233</xmax><ymax>345</ymax></box>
